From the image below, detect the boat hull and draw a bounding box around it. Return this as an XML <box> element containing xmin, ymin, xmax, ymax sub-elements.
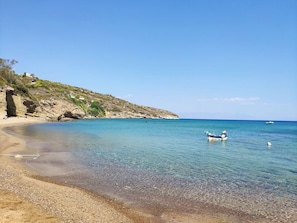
<box><xmin>208</xmin><ymin>136</ymin><xmax>228</xmax><ymax>142</ymax></box>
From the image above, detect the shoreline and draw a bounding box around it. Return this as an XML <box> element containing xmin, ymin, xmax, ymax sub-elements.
<box><xmin>0</xmin><ymin>117</ymin><xmax>270</xmax><ymax>223</ymax></box>
<box><xmin>0</xmin><ymin>117</ymin><xmax>152</xmax><ymax>223</ymax></box>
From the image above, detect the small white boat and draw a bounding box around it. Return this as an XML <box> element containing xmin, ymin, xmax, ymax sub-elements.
<box><xmin>265</xmin><ymin>121</ymin><xmax>274</xmax><ymax>124</ymax></box>
<box><xmin>205</xmin><ymin>130</ymin><xmax>228</xmax><ymax>141</ymax></box>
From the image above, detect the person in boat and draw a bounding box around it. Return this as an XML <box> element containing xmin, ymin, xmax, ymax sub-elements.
<box><xmin>221</xmin><ymin>130</ymin><xmax>227</xmax><ymax>138</ymax></box>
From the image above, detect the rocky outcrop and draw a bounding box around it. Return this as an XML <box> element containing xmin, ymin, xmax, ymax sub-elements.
<box><xmin>36</xmin><ymin>99</ymin><xmax>85</xmax><ymax>120</ymax></box>
<box><xmin>0</xmin><ymin>86</ymin><xmax>36</xmax><ymax>118</ymax></box>
<box><xmin>0</xmin><ymin>83</ymin><xmax>179</xmax><ymax>120</ymax></box>
<box><xmin>6</xmin><ymin>87</ymin><xmax>16</xmax><ymax>117</ymax></box>
<box><xmin>57</xmin><ymin>109</ymin><xmax>85</xmax><ymax>121</ymax></box>
<box><xmin>104</xmin><ymin>110</ymin><xmax>178</xmax><ymax>119</ymax></box>
<box><xmin>0</xmin><ymin>88</ymin><xmax>6</xmax><ymax>118</ymax></box>
<box><xmin>13</xmin><ymin>94</ymin><xmax>28</xmax><ymax>117</ymax></box>
<box><xmin>23</xmin><ymin>99</ymin><xmax>37</xmax><ymax>113</ymax></box>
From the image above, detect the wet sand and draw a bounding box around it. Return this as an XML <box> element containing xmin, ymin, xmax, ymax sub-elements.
<box><xmin>0</xmin><ymin>117</ymin><xmax>270</xmax><ymax>223</ymax></box>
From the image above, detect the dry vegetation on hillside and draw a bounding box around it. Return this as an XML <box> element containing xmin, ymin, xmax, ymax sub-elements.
<box><xmin>0</xmin><ymin>58</ymin><xmax>178</xmax><ymax>120</ymax></box>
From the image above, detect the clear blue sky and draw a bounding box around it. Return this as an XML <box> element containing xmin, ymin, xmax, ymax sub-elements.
<box><xmin>1</xmin><ymin>0</ymin><xmax>297</xmax><ymax>120</ymax></box>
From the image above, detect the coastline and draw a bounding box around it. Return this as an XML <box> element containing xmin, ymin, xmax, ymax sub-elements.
<box><xmin>0</xmin><ymin>117</ymin><xmax>271</xmax><ymax>223</ymax></box>
<box><xmin>0</xmin><ymin>117</ymin><xmax>154</xmax><ymax>223</ymax></box>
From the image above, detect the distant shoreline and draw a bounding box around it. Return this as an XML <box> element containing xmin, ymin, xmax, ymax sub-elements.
<box><xmin>0</xmin><ymin>117</ymin><xmax>271</xmax><ymax>223</ymax></box>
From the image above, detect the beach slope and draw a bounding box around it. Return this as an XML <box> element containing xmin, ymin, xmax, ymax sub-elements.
<box><xmin>0</xmin><ymin>117</ymin><xmax>151</xmax><ymax>223</ymax></box>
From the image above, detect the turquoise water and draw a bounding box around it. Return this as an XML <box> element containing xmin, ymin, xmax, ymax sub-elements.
<box><xmin>9</xmin><ymin>119</ymin><xmax>297</xmax><ymax>222</ymax></box>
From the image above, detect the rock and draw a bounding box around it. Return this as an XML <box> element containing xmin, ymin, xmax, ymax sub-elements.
<box><xmin>0</xmin><ymin>89</ymin><xmax>7</xmax><ymax>118</ymax></box>
<box><xmin>58</xmin><ymin>109</ymin><xmax>85</xmax><ymax>121</ymax></box>
<box><xmin>13</xmin><ymin>94</ymin><xmax>27</xmax><ymax>116</ymax></box>
<box><xmin>6</xmin><ymin>88</ymin><xmax>16</xmax><ymax>117</ymax></box>
<box><xmin>23</xmin><ymin>99</ymin><xmax>37</xmax><ymax>113</ymax></box>
<box><xmin>38</xmin><ymin>99</ymin><xmax>85</xmax><ymax>120</ymax></box>
<box><xmin>0</xmin><ymin>86</ymin><xmax>30</xmax><ymax>118</ymax></box>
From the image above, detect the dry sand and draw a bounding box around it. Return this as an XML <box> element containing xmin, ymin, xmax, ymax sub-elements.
<box><xmin>0</xmin><ymin>117</ymin><xmax>268</xmax><ymax>223</ymax></box>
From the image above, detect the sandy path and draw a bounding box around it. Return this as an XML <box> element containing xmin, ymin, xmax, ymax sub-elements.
<box><xmin>0</xmin><ymin>189</ymin><xmax>58</xmax><ymax>223</ymax></box>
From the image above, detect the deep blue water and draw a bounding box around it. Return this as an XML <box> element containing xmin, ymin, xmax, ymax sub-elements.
<box><xmin>9</xmin><ymin>119</ymin><xmax>297</xmax><ymax>222</ymax></box>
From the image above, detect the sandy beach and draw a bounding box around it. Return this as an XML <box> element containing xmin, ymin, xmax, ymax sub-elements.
<box><xmin>0</xmin><ymin>117</ymin><xmax>154</xmax><ymax>223</ymax></box>
<box><xmin>0</xmin><ymin>117</ymin><xmax>270</xmax><ymax>223</ymax></box>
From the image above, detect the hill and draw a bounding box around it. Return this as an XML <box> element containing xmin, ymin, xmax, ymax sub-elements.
<box><xmin>0</xmin><ymin>59</ymin><xmax>178</xmax><ymax>120</ymax></box>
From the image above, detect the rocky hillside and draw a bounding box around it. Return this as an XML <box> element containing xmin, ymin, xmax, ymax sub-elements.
<box><xmin>0</xmin><ymin>59</ymin><xmax>178</xmax><ymax>121</ymax></box>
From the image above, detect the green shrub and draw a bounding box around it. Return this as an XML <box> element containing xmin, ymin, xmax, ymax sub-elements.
<box><xmin>88</xmin><ymin>100</ymin><xmax>105</xmax><ymax>116</ymax></box>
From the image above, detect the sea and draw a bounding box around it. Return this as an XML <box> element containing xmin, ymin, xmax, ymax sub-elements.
<box><xmin>7</xmin><ymin>119</ymin><xmax>297</xmax><ymax>222</ymax></box>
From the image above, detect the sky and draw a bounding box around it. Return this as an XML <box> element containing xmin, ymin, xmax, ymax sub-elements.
<box><xmin>1</xmin><ymin>0</ymin><xmax>297</xmax><ymax>120</ymax></box>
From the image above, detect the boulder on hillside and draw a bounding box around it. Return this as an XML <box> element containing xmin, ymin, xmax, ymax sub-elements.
<box><xmin>23</xmin><ymin>99</ymin><xmax>37</xmax><ymax>113</ymax></box>
<box><xmin>57</xmin><ymin>109</ymin><xmax>85</xmax><ymax>121</ymax></box>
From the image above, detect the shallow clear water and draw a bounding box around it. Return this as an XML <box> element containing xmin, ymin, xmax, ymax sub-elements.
<box><xmin>9</xmin><ymin>119</ymin><xmax>297</xmax><ymax>222</ymax></box>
